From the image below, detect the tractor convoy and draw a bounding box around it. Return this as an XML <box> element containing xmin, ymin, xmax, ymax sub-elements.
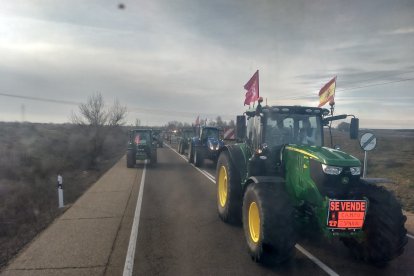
<box><xmin>126</xmin><ymin>100</ymin><xmax>407</xmax><ymax>267</ymax></box>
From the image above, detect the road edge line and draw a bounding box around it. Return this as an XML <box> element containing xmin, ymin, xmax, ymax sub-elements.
<box><xmin>164</xmin><ymin>143</ymin><xmax>215</xmax><ymax>183</ymax></box>
<box><xmin>123</xmin><ymin>160</ymin><xmax>147</xmax><ymax>276</ymax></box>
<box><xmin>295</xmin><ymin>244</ymin><xmax>339</xmax><ymax>276</ymax></box>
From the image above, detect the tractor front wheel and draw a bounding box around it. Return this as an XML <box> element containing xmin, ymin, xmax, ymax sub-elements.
<box><xmin>242</xmin><ymin>182</ymin><xmax>296</xmax><ymax>265</ymax></box>
<box><xmin>194</xmin><ymin>148</ymin><xmax>204</xmax><ymax>167</ymax></box>
<box><xmin>216</xmin><ymin>152</ymin><xmax>242</xmax><ymax>224</ymax></box>
<box><xmin>341</xmin><ymin>184</ymin><xmax>407</xmax><ymax>265</ymax></box>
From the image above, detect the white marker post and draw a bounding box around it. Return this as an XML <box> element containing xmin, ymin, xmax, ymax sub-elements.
<box><xmin>359</xmin><ymin>132</ymin><xmax>377</xmax><ymax>178</ymax></box>
<box><xmin>57</xmin><ymin>174</ymin><xmax>64</xmax><ymax>208</ymax></box>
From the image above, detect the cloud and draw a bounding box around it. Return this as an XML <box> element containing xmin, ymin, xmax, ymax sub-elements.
<box><xmin>380</xmin><ymin>27</ymin><xmax>414</xmax><ymax>35</ymax></box>
<box><xmin>0</xmin><ymin>0</ymin><xmax>413</xmax><ymax>128</ymax></box>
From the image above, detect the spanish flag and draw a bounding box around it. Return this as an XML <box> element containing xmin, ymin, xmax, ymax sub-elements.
<box><xmin>318</xmin><ymin>76</ymin><xmax>336</xmax><ymax>107</ymax></box>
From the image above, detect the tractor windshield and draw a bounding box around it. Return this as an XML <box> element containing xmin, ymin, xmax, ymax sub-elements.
<box><xmin>264</xmin><ymin>113</ymin><xmax>323</xmax><ymax>147</ymax></box>
<box><xmin>183</xmin><ymin>130</ymin><xmax>195</xmax><ymax>139</ymax></box>
<box><xmin>202</xmin><ymin>128</ymin><xmax>219</xmax><ymax>140</ymax></box>
<box><xmin>134</xmin><ymin>131</ymin><xmax>150</xmax><ymax>144</ymax></box>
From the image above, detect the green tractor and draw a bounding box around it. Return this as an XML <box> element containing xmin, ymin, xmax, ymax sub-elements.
<box><xmin>127</xmin><ymin>129</ymin><xmax>157</xmax><ymax>167</ymax></box>
<box><xmin>152</xmin><ymin>129</ymin><xmax>164</xmax><ymax>148</ymax></box>
<box><xmin>216</xmin><ymin>101</ymin><xmax>407</xmax><ymax>265</ymax></box>
<box><xmin>177</xmin><ymin>127</ymin><xmax>196</xmax><ymax>154</ymax></box>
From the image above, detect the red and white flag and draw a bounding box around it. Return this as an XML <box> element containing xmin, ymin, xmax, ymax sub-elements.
<box><xmin>244</xmin><ymin>70</ymin><xmax>259</xmax><ymax>105</ymax></box>
<box><xmin>134</xmin><ymin>135</ymin><xmax>140</xmax><ymax>144</ymax></box>
<box><xmin>318</xmin><ymin>76</ymin><xmax>336</xmax><ymax>107</ymax></box>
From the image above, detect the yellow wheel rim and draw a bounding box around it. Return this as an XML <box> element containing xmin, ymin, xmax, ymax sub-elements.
<box><xmin>218</xmin><ymin>166</ymin><xmax>228</xmax><ymax>207</ymax></box>
<box><xmin>248</xmin><ymin>202</ymin><xmax>260</xmax><ymax>243</ymax></box>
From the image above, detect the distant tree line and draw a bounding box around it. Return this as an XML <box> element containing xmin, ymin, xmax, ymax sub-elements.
<box><xmin>337</xmin><ymin>122</ymin><xmax>351</xmax><ymax>132</ymax></box>
<box><xmin>165</xmin><ymin>116</ymin><xmax>235</xmax><ymax>131</ymax></box>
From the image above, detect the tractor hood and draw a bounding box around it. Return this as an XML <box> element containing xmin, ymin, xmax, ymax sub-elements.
<box><xmin>207</xmin><ymin>137</ymin><xmax>224</xmax><ymax>150</ymax></box>
<box><xmin>285</xmin><ymin>145</ymin><xmax>361</xmax><ymax>167</ymax></box>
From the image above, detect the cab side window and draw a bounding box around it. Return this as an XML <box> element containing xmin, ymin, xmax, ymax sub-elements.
<box><xmin>252</xmin><ymin>116</ymin><xmax>262</xmax><ymax>150</ymax></box>
<box><xmin>246</xmin><ymin>117</ymin><xmax>254</xmax><ymax>145</ymax></box>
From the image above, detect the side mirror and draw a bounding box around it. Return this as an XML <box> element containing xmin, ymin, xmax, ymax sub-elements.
<box><xmin>323</xmin><ymin>114</ymin><xmax>347</xmax><ymax>125</ymax></box>
<box><xmin>236</xmin><ymin>115</ymin><xmax>246</xmax><ymax>142</ymax></box>
<box><xmin>350</xmin><ymin>118</ymin><xmax>359</xmax><ymax>139</ymax></box>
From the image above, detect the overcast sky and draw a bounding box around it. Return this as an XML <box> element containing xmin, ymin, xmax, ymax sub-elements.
<box><xmin>0</xmin><ymin>0</ymin><xmax>413</xmax><ymax>128</ymax></box>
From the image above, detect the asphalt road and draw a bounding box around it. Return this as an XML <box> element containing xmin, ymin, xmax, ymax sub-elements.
<box><xmin>132</xmin><ymin>143</ymin><xmax>414</xmax><ymax>276</ymax></box>
<box><xmin>2</xmin><ymin>143</ymin><xmax>414</xmax><ymax>276</ymax></box>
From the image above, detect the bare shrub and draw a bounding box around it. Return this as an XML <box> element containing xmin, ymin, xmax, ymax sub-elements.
<box><xmin>70</xmin><ymin>93</ymin><xmax>127</xmax><ymax>168</ymax></box>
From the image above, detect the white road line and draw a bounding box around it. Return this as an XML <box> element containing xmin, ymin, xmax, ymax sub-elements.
<box><xmin>407</xmin><ymin>233</ymin><xmax>414</xmax><ymax>240</ymax></box>
<box><xmin>165</xmin><ymin>143</ymin><xmax>339</xmax><ymax>276</ymax></box>
<box><xmin>123</xmin><ymin>160</ymin><xmax>147</xmax><ymax>276</ymax></box>
<box><xmin>164</xmin><ymin>143</ymin><xmax>215</xmax><ymax>183</ymax></box>
<box><xmin>295</xmin><ymin>244</ymin><xmax>339</xmax><ymax>276</ymax></box>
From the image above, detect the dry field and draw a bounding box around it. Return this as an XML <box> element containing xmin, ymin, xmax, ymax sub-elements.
<box><xmin>0</xmin><ymin>122</ymin><xmax>128</xmax><ymax>268</ymax></box>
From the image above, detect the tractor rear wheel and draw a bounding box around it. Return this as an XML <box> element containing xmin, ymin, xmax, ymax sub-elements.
<box><xmin>127</xmin><ymin>150</ymin><xmax>135</xmax><ymax>168</ymax></box>
<box><xmin>216</xmin><ymin>152</ymin><xmax>242</xmax><ymax>224</ymax></box>
<box><xmin>242</xmin><ymin>182</ymin><xmax>296</xmax><ymax>265</ymax></box>
<box><xmin>194</xmin><ymin>148</ymin><xmax>204</xmax><ymax>167</ymax></box>
<box><xmin>341</xmin><ymin>184</ymin><xmax>407</xmax><ymax>265</ymax></box>
<box><xmin>188</xmin><ymin>144</ymin><xmax>194</xmax><ymax>163</ymax></box>
<box><xmin>178</xmin><ymin>142</ymin><xmax>182</xmax><ymax>154</ymax></box>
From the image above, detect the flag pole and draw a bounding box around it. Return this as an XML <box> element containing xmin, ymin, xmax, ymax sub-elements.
<box><xmin>329</xmin><ymin>76</ymin><xmax>337</xmax><ymax>115</ymax></box>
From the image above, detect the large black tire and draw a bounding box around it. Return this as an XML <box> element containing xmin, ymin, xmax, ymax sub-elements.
<box><xmin>194</xmin><ymin>148</ymin><xmax>204</xmax><ymax>167</ymax></box>
<box><xmin>177</xmin><ymin>142</ymin><xmax>182</xmax><ymax>154</ymax></box>
<box><xmin>188</xmin><ymin>144</ymin><xmax>194</xmax><ymax>163</ymax></box>
<box><xmin>341</xmin><ymin>183</ymin><xmax>407</xmax><ymax>265</ymax></box>
<box><xmin>179</xmin><ymin>142</ymin><xmax>184</xmax><ymax>154</ymax></box>
<box><xmin>242</xmin><ymin>182</ymin><xmax>296</xmax><ymax>265</ymax></box>
<box><xmin>216</xmin><ymin>152</ymin><xmax>242</xmax><ymax>224</ymax></box>
<box><xmin>126</xmin><ymin>150</ymin><xmax>135</xmax><ymax>168</ymax></box>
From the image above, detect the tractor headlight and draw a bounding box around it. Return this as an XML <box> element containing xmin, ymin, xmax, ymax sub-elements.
<box><xmin>322</xmin><ymin>164</ymin><xmax>343</xmax><ymax>175</ymax></box>
<box><xmin>350</xmin><ymin>166</ymin><xmax>361</xmax><ymax>175</ymax></box>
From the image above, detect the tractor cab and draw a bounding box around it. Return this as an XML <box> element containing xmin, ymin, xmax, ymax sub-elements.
<box><xmin>238</xmin><ymin>104</ymin><xmax>359</xmax><ymax>155</ymax></box>
<box><xmin>200</xmin><ymin>127</ymin><xmax>220</xmax><ymax>141</ymax></box>
<box><xmin>181</xmin><ymin>128</ymin><xmax>196</xmax><ymax>139</ymax></box>
<box><xmin>247</xmin><ymin>106</ymin><xmax>325</xmax><ymax>149</ymax></box>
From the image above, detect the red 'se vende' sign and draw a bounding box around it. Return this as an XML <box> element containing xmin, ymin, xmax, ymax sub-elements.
<box><xmin>327</xmin><ymin>200</ymin><xmax>368</xmax><ymax>229</ymax></box>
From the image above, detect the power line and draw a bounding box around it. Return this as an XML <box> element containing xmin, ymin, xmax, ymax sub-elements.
<box><xmin>337</xmin><ymin>70</ymin><xmax>414</xmax><ymax>86</ymax></box>
<box><xmin>337</xmin><ymin>77</ymin><xmax>414</xmax><ymax>92</ymax></box>
<box><xmin>0</xmin><ymin>92</ymin><xmax>235</xmax><ymax>119</ymax></box>
<box><xmin>0</xmin><ymin>92</ymin><xmax>81</xmax><ymax>105</ymax></box>
<box><xmin>277</xmin><ymin>77</ymin><xmax>414</xmax><ymax>101</ymax></box>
